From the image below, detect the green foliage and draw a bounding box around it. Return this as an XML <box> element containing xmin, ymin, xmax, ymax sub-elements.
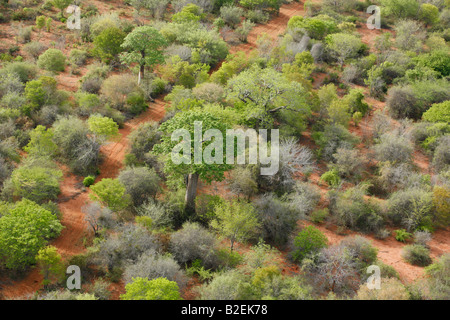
<box><xmin>287</xmin><ymin>15</ymin><xmax>337</xmax><ymax>40</ymax></box>
<box><xmin>172</xmin><ymin>4</ymin><xmax>204</xmax><ymax>23</ymax></box>
<box><xmin>83</xmin><ymin>175</ymin><xmax>95</xmax><ymax>187</ymax></box>
<box><xmin>419</xmin><ymin>3</ymin><xmax>439</xmax><ymax>26</ymax></box>
<box><xmin>211</xmin><ymin>200</ymin><xmax>260</xmax><ymax>251</ymax></box>
<box><xmin>24</xmin><ymin>125</ymin><xmax>58</xmax><ymax>158</ymax></box>
<box><xmin>10</xmin><ymin>164</ymin><xmax>62</xmax><ymax>203</ymax></box>
<box><xmin>93</xmin><ymin>27</ymin><xmax>126</xmax><ymax>64</ymax></box>
<box><xmin>325</xmin><ymin>33</ymin><xmax>363</xmax><ymax>66</ymax></box>
<box><xmin>153</xmin><ymin>110</ymin><xmax>232</xmax><ymax>184</ymax></box>
<box><xmin>310</xmin><ymin>208</ymin><xmax>329</xmax><ymax>224</ymax></box>
<box><xmin>381</xmin><ymin>0</ymin><xmax>420</xmax><ymax>19</ymax></box>
<box><xmin>121</xmin><ymin>277</ymin><xmax>182</xmax><ymax>300</ymax></box>
<box><xmin>120</xmin><ymin>26</ymin><xmax>168</xmax><ymax>77</ymax></box>
<box><xmin>37</xmin><ymin>49</ymin><xmax>66</xmax><ymax>72</ymax></box>
<box><xmin>320</xmin><ymin>169</ymin><xmax>341</xmax><ymax>187</ymax></box>
<box><xmin>291</xmin><ymin>225</ymin><xmax>328</xmax><ymax>263</ymax></box>
<box><xmin>0</xmin><ymin>199</ymin><xmax>63</xmax><ymax>269</ymax></box>
<box><xmin>395</xmin><ymin>229</ymin><xmax>412</xmax><ymax>242</ymax></box>
<box><xmin>424</xmin><ymin>253</ymin><xmax>450</xmax><ymax>300</ymax></box>
<box><xmin>402</xmin><ymin>244</ymin><xmax>432</xmax><ymax>266</ymax></box>
<box><xmin>422</xmin><ymin>101</ymin><xmax>450</xmax><ymax>123</ymax></box>
<box><xmin>36</xmin><ymin>245</ymin><xmax>64</xmax><ymax>286</ymax></box>
<box><xmin>160</xmin><ymin>55</ymin><xmax>209</xmax><ymax>88</ymax></box>
<box><xmin>414</xmin><ymin>50</ymin><xmax>450</xmax><ymax>78</ymax></box>
<box><xmin>87</xmin><ymin>114</ymin><xmax>119</xmax><ymax>141</ymax></box>
<box><xmin>90</xmin><ymin>178</ymin><xmax>131</xmax><ymax>212</ymax></box>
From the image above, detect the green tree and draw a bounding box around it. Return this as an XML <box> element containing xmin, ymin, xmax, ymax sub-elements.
<box><xmin>226</xmin><ymin>66</ymin><xmax>310</xmax><ymax>128</ymax></box>
<box><xmin>419</xmin><ymin>3</ymin><xmax>439</xmax><ymax>26</ymax></box>
<box><xmin>120</xmin><ymin>26</ymin><xmax>168</xmax><ymax>84</ymax></box>
<box><xmin>120</xmin><ymin>277</ymin><xmax>182</xmax><ymax>300</ymax></box>
<box><xmin>325</xmin><ymin>33</ymin><xmax>362</xmax><ymax>67</ymax></box>
<box><xmin>210</xmin><ymin>200</ymin><xmax>260</xmax><ymax>251</ymax></box>
<box><xmin>92</xmin><ymin>27</ymin><xmax>126</xmax><ymax>64</ymax></box>
<box><xmin>90</xmin><ymin>178</ymin><xmax>131</xmax><ymax>212</ymax></box>
<box><xmin>35</xmin><ymin>15</ymin><xmax>46</xmax><ymax>35</ymax></box>
<box><xmin>0</xmin><ymin>199</ymin><xmax>63</xmax><ymax>270</ymax></box>
<box><xmin>24</xmin><ymin>125</ymin><xmax>58</xmax><ymax>158</ymax></box>
<box><xmin>10</xmin><ymin>165</ymin><xmax>63</xmax><ymax>203</ymax></box>
<box><xmin>87</xmin><ymin>114</ymin><xmax>120</xmax><ymax>142</ymax></box>
<box><xmin>36</xmin><ymin>246</ymin><xmax>64</xmax><ymax>287</ymax></box>
<box><xmin>52</xmin><ymin>0</ymin><xmax>72</xmax><ymax>18</ymax></box>
<box><xmin>291</xmin><ymin>225</ymin><xmax>328</xmax><ymax>263</ymax></box>
<box><xmin>153</xmin><ymin>110</ymin><xmax>232</xmax><ymax>214</ymax></box>
<box><xmin>37</xmin><ymin>48</ymin><xmax>66</xmax><ymax>72</ymax></box>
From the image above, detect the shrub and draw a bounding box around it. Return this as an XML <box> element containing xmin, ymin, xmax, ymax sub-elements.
<box><xmin>340</xmin><ymin>236</ymin><xmax>378</xmax><ymax>273</ymax></box>
<box><xmin>95</xmin><ymin>224</ymin><xmax>161</xmax><ymax>272</ymax></box>
<box><xmin>253</xmin><ymin>193</ymin><xmax>298</xmax><ymax>246</ymax></box>
<box><xmin>192</xmin><ymin>82</ymin><xmax>224</xmax><ymax>103</ymax></box>
<box><xmin>2</xmin><ymin>61</ymin><xmax>39</xmax><ymax>83</ymax></box>
<box><xmin>37</xmin><ymin>49</ymin><xmax>66</xmax><ymax>72</ymax></box>
<box><xmin>123</xmin><ymin>251</ymin><xmax>186</xmax><ymax>287</ymax></box>
<box><xmin>236</xmin><ymin>20</ymin><xmax>255</xmax><ymax>42</ymax></box>
<box><xmin>331</xmin><ymin>185</ymin><xmax>385</xmax><ymax>233</ymax></box>
<box><xmin>53</xmin><ymin>116</ymin><xmax>101</xmax><ymax>175</ymax></box>
<box><xmin>325</xmin><ymin>33</ymin><xmax>362</xmax><ymax>66</ymax></box>
<box><xmin>127</xmin><ymin>121</ymin><xmax>161</xmax><ymax>163</ymax></box>
<box><xmin>355</xmin><ymin>277</ymin><xmax>409</xmax><ymax>300</ymax></box>
<box><xmin>432</xmin><ymin>136</ymin><xmax>450</xmax><ymax>173</ymax></box>
<box><xmin>395</xmin><ymin>229</ymin><xmax>412</xmax><ymax>242</ymax></box>
<box><xmin>413</xmin><ymin>230</ymin><xmax>432</xmax><ymax>247</ymax></box>
<box><xmin>137</xmin><ymin>199</ymin><xmax>174</xmax><ymax>229</ymax></box>
<box><xmin>310</xmin><ymin>208</ymin><xmax>329</xmax><ymax>224</ymax></box>
<box><xmin>246</xmin><ymin>9</ymin><xmax>269</xmax><ymax>23</ymax></box>
<box><xmin>320</xmin><ymin>169</ymin><xmax>340</xmax><ymax>187</ymax></box>
<box><xmin>374</xmin><ymin>133</ymin><xmax>413</xmax><ymax>164</ymax></box>
<box><xmin>121</xmin><ymin>277</ymin><xmax>181</xmax><ymax>300</ymax></box>
<box><xmin>424</xmin><ymin>253</ymin><xmax>450</xmax><ymax>300</ymax></box>
<box><xmin>118</xmin><ymin>167</ymin><xmax>160</xmax><ymax>207</ymax></box>
<box><xmin>291</xmin><ymin>225</ymin><xmax>328</xmax><ymax>263</ymax></box>
<box><xmin>402</xmin><ymin>244</ymin><xmax>432</xmax><ymax>266</ymax></box>
<box><xmin>169</xmin><ymin>222</ymin><xmax>218</xmax><ymax>269</ymax></box>
<box><xmin>422</xmin><ymin>101</ymin><xmax>450</xmax><ymax>123</ymax></box>
<box><xmin>312</xmin><ymin>124</ymin><xmax>359</xmax><ymax>161</ymax></box>
<box><xmin>198</xmin><ymin>270</ymin><xmax>249</xmax><ymax>300</ymax></box>
<box><xmin>23</xmin><ymin>41</ymin><xmax>47</xmax><ymax>59</ymax></box>
<box><xmin>10</xmin><ymin>164</ymin><xmax>62</xmax><ymax>203</ymax></box>
<box><xmin>101</xmin><ymin>74</ymin><xmax>140</xmax><ymax>109</ymax></box>
<box><xmin>228</xmin><ymin>166</ymin><xmax>258</xmax><ymax>200</ymax></box>
<box><xmin>220</xmin><ymin>5</ymin><xmax>244</xmax><ymax>28</ymax></box>
<box><xmin>388</xmin><ymin>189</ymin><xmax>433</xmax><ymax>231</ymax></box>
<box><xmin>419</xmin><ymin>3</ymin><xmax>439</xmax><ymax>26</ymax></box>
<box><xmin>69</xmin><ymin>49</ymin><xmax>88</xmax><ymax>67</ymax></box>
<box><xmin>332</xmin><ymin>147</ymin><xmax>365</xmax><ymax>181</ymax></box>
<box><xmin>0</xmin><ymin>199</ymin><xmax>63</xmax><ymax>270</ymax></box>
<box><xmin>92</xmin><ymin>27</ymin><xmax>125</xmax><ymax>64</ymax></box>
<box><xmin>89</xmin><ymin>278</ymin><xmax>111</xmax><ymax>300</ymax></box>
<box><xmin>83</xmin><ymin>175</ymin><xmax>95</xmax><ymax>187</ymax></box>
<box><xmin>432</xmin><ymin>185</ymin><xmax>450</xmax><ymax>227</ymax></box>
<box><xmin>90</xmin><ymin>178</ymin><xmax>131</xmax><ymax>212</ymax></box>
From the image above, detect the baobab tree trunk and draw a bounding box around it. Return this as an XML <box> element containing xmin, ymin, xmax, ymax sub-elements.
<box><xmin>184</xmin><ymin>173</ymin><xmax>199</xmax><ymax>215</ymax></box>
<box><xmin>138</xmin><ymin>64</ymin><xmax>145</xmax><ymax>85</ymax></box>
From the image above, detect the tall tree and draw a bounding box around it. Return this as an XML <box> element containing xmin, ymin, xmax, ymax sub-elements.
<box><xmin>153</xmin><ymin>110</ymin><xmax>232</xmax><ymax>215</ymax></box>
<box><xmin>120</xmin><ymin>26</ymin><xmax>168</xmax><ymax>84</ymax></box>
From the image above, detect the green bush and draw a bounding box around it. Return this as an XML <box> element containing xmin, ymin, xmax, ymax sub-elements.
<box><xmin>83</xmin><ymin>175</ymin><xmax>95</xmax><ymax>187</ymax></box>
<box><xmin>291</xmin><ymin>225</ymin><xmax>328</xmax><ymax>263</ymax></box>
<box><xmin>395</xmin><ymin>229</ymin><xmax>412</xmax><ymax>242</ymax></box>
<box><xmin>320</xmin><ymin>169</ymin><xmax>341</xmax><ymax>187</ymax></box>
<box><xmin>402</xmin><ymin>244</ymin><xmax>432</xmax><ymax>266</ymax></box>
<box><xmin>0</xmin><ymin>199</ymin><xmax>63</xmax><ymax>270</ymax></box>
<box><xmin>37</xmin><ymin>49</ymin><xmax>66</xmax><ymax>72</ymax></box>
<box><xmin>310</xmin><ymin>208</ymin><xmax>329</xmax><ymax>224</ymax></box>
<box><xmin>422</xmin><ymin>101</ymin><xmax>450</xmax><ymax>123</ymax></box>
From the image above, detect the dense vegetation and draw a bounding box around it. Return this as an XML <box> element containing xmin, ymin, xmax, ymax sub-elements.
<box><xmin>0</xmin><ymin>0</ymin><xmax>448</xmax><ymax>301</ymax></box>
